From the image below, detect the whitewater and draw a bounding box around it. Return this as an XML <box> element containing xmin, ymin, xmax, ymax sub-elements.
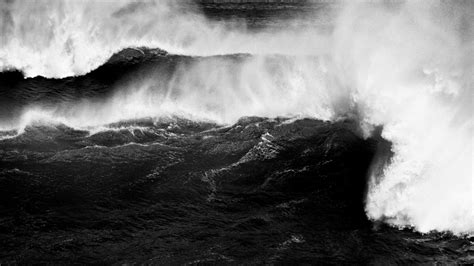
<box><xmin>0</xmin><ymin>0</ymin><xmax>472</xmax><ymax>235</ymax></box>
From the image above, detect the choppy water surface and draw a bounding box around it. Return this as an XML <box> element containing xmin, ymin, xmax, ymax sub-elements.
<box><xmin>0</xmin><ymin>1</ymin><xmax>473</xmax><ymax>264</ymax></box>
<box><xmin>1</xmin><ymin>115</ymin><xmax>471</xmax><ymax>264</ymax></box>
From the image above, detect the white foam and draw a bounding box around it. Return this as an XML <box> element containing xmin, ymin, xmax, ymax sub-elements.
<box><xmin>0</xmin><ymin>0</ymin><xmax>472</xmax><ymax>235</ymax></box>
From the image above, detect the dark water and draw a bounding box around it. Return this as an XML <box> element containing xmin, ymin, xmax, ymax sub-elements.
<box><xmin>0</xmin><ymin>117</ymin><xmax>471</xmax><ymax>264</ymax></box>
<box><xmin>1</xmin><ymin>48</ymin><xmax>472</xmax><ymax>264</ymax></box>
<box><xmin>0</xmin><ymin>2</ymin><xmax>473</xmax><ymax>264</ymax></box>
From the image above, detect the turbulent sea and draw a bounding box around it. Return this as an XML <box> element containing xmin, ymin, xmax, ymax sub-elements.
<box><xmin>0</xmin><ymin>1</ymin><xmax>473</xmax><ymax>264</ymax></box>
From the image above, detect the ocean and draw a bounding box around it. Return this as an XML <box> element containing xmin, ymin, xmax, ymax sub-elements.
<box><xmin>0</xmin><ymin>1</ymin><xmax>472</xmax><ymax>264</ymax></box>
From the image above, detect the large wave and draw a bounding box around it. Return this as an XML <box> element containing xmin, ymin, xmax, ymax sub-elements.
<box><xmin>0</xmin><ymin>0</ymin><xmax>333</xmax><ymax>78</ymax></box>
<box><xmin>0</xmin><ymin>0</ymin><xmax>472</xmax><ymax>235</ymax></box>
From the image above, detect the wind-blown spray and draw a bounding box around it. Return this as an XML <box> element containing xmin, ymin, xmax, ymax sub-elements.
<box><xmin>0</xmin><ymin>0</ymin><xmax>472</xmax><ymax>235</ymax></box>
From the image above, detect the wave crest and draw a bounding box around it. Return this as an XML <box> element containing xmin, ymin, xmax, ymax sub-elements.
<box><xmin>0</xmin><ymin>0</ymin><xmax>472</xmax><ymax>235</ymax></box>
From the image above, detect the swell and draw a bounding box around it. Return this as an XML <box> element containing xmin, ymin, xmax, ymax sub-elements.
<box><xmin>0</xmin><ymin>46</ymin><xmax>343</xmax><ymax>131</ymax></box>
<box><xmin>0</xmin><ymin>0</ymin><xmax>473</xmax><ymax>236</ymax></box>
<box><xmin>0</xmin><ymin>0</ymin><xmax>333</xmax><ymax>78</ymax></box>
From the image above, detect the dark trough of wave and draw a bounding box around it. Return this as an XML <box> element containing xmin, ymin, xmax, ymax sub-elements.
<box><xmin>0</xmin><ymin>47</ymin><xmax>472</xmax><ymax>264</ymax></box>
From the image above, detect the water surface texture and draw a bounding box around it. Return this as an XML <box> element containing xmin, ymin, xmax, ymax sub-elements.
<box><xmin>0</xmin><ymin>1</ymin><xmax>473</xmax><ymax>264</ymax></box>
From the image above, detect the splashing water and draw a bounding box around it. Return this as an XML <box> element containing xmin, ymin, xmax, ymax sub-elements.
<box><xmin>0</xmin><ymin>0</ymin><xmax>472</xmax><ymax>235</ymax></box>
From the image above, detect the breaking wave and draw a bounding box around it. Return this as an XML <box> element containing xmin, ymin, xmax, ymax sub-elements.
<box><xmin>0</xmin><ymin>0</ymin><xmax>472</xmax><ymax>235</ymax></box>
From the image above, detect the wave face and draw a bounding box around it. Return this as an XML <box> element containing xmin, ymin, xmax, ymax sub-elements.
<box><xmin>0</xmin><ymin>0</ymin><xmax>473</xmax><ymax>236</ymax></box>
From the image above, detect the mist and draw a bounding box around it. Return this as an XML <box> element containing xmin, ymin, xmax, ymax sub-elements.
<box><xmin>0</xmin><ymin>0</ymin><xmax>473</xmax><ymax>235</ymax></box>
